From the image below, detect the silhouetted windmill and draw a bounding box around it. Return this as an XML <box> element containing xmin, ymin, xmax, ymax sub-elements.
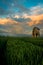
<box><xmin>32</xmin><ymin>27</ymin><xmax>40</xmax><ymax>37</ymax></box>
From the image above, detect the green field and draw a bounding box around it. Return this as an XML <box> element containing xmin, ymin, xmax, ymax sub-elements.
<box><xmin>0</xmin><ymin>36</ymin><xmax>43</xmax><ymax>65</ymax></box>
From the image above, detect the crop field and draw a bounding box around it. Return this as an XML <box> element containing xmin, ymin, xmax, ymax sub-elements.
<box><xmin>0</xmin><ymin>36</ymin><xmax>43</xmax><ymax>65</ymax></box>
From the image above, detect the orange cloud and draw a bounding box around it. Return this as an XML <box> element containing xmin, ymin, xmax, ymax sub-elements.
<box><xmin>26</xmin><ymin>14</ymin><xmax>43</xmax><ymax>26</ymax></box>
<box><xmin>0</xmin><ymin>18</ymin><xmax>19</xmax><ymax>25</ymax></box>
<box><xmin>27</xmin><ymin>20</ymin><xmax>41</xmax><ymax>26</ymax></box>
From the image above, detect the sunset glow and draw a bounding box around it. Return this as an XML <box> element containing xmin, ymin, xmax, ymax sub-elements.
<box><xmin>0</xmin><ymin>0</ymin><xmax>43</xmax><ymax>36</ymax></box>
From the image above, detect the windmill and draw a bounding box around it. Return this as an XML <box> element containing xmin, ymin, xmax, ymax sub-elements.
<box><xmin>32</xmin><ymin>27</ymin><xmax>40</xmax><ymax>37</ymax></box>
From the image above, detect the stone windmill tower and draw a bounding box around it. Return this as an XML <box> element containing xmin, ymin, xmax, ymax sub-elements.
<box><xmin>32</xmin><ymin>27</ymin><xmax>40</xmax><ymax>37</ymax></box>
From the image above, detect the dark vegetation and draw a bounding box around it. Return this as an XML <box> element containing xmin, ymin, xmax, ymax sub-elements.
<box><xmin>0</xmin><ymin>36</ymin><xmax>43</xmax><ymax>65</ymax></box>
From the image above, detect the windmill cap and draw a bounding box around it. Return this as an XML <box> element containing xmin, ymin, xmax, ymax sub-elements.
<box><xmin>33</xmin><ymin>27</ymin><xmax>40</xmax><ymax>30</ymax></box>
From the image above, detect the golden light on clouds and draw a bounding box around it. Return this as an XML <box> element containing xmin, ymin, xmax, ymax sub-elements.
<box><xmin>27</xmin><ymin>21</ymin><xmax>41</xmax><ymax>26</ymax></box>
<box><xmin>0</xmin><ymin>14</ymin><xmax>43</xmax><ymax>27</ymax></box>
<box><xmin>26</xmin><ymin>14</ymin><xmax>43</xmax><ymax>26</ymax></box>
<box><xmin>0</xmin><ymin>18</ymin><xmax>19</xmax><ymax>25</ymax></box>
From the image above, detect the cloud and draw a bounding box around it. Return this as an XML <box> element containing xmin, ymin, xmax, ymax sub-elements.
<box><xmin>0</xmin><ymin>1</ymin><xmax>17</xmax><ymax>16</ymax></box>
<box><xmin>12</xmin><ymin>13</ymin><xmax>43</xmax><ymax>26</ymax></box>
<box><xmin>40</xmin><ymin>29</ymin><xmax>43</xmax><ymax>35</ymax></box>
<box><xmin>30</xmin><ymin>5</ymin><xmax>43</xmax><ymax>15</ymax></box>
<box><xmin>14</xmin><ymin>15</ymin><xmax>20</xmax><ymax>19</ymax></box>
<box><xmin>0</xmin><ymin>17</ymin><xmax>24</xmax><ymax>34</ymax></box>
<box><xmin>12</xmin><ymin>18</ymin><xmax>31</xmax><ymax>22</ymax></box>
<box><xmin>13</xmin><ymin>5</ymin><xmax>43</xmax><ymax>16</ymax></box>
<box><xmin>10</xmin><ymin>13</ymin><xmax>32</xmax><ymax>23</ymax></box>
<box><xmin>0</xmin><ymin>17</ymin><xmax>32</xmax><ymax>35</ymax></box>
<box><xmin>0</xmin><ymin>2</ymin><xmax>43</xmax><ymax>36</ymax></box>
<box><xmin>26</xmin><ymin>14</ymin><xmax>43</xmax><ymax>26</ymax></box>
<box><xmin>11</xmin><ymin>25</ymin><xmax>24</xmax><ymax>34</ymax></box>
<box><xmin>18</xmin><ymin>5</ymin><xmax>43</xmax><ymax>16</ymax></box>
<box><xmin>0</xmin><ymin>17</ymin><xmax>22</xmax><ymax>34</ymax></box>
<box><xmin>27</xmin><ymin>20</ymin><xmax>42</xmax><ymax>26</ymax></box>
<box><xmin>0</xmin><ymin>18</ymin><xmax>19</xmax><ymax>25</ymax></box>
<box><xmin>0</xmin><ymin>1</ymin><xmax>43</xmax><ymax>18</ymax></box>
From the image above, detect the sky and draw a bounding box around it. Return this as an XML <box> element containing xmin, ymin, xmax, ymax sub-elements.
<box><xmin>0</xmin><ymin>0</ymin><xmax>43</xmax><ymax>36</ymax></box>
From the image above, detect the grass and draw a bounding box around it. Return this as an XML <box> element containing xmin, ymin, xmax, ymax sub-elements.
<box><xmin>0</xmin><ymin>36</ymin><xmax>43</xmax><ymax>65</ymax></box>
